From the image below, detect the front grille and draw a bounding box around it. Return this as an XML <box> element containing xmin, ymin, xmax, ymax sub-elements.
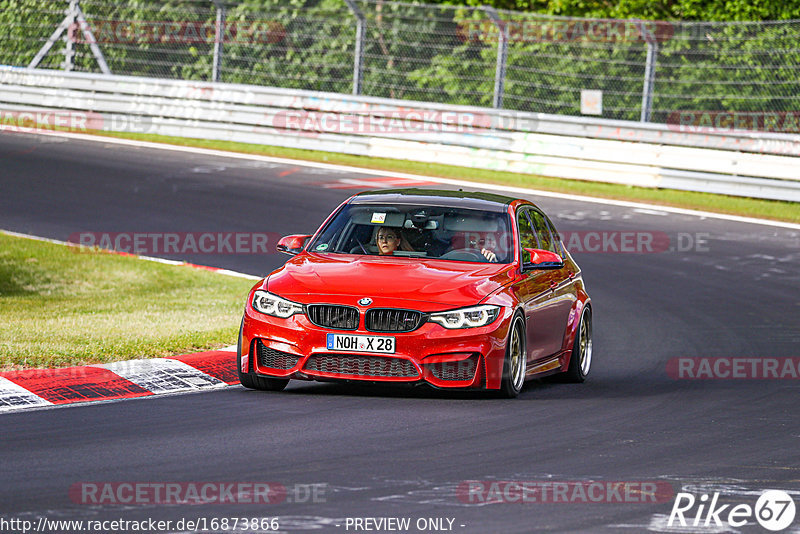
<box><xmin>365</xmin><ymin>308</ymin><xmax>424</xmax><ymax>333</ymax></box>
<box><xmin>307</xmin><ymin>305</ymin><xmax>359</xmax><ymax>330</ymax></box>
<box><xmin>304</xmin><ymin>354</ymin><xmax>419</xmax><ymax>378</ymax></box>
<box><xmin>257</xmin><ymin>340</ymin><xmax>300</xmax><ymax>370</ymax></box>
<box><xmin>427</xmin><ymin>356</ymin><xmax>478</xmax><ymax>381</ymax></box>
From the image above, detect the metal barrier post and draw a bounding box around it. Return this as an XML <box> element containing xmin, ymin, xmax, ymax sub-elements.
<box><xmin>28</xmin><ymin>0</ymin><xmax>110</xmax><ymax>74</ymax></box>
<box><xmin>343</xmin><ymin>0</ymin><xmax>365</xmax><ymax>95</ymax></box>
<box><xmin>483</xmin><ymin>6</ymin><xmax>507</xmax><ymax>109</ymax></box>
<box><xmin>62</xmin><ymin>0</ymin><xmax>78</xmax><ymax>71</ymax></box>
<box><xmin>212</xmin><ymin>0</ymin><xmax>226</xmax><ymax>82</ymax></box>
<box><xmin>74</xmin><ymin>5</ymin><xmax>111</xmax><ymax>74</ymax></box>
<box><xmin>639</xmin><ymin>21</ymin><xmax>658</xmax><ymax>122</ymax></box>
<box><xmin>29</xmin><ymin>1</ymin><xmax>78</xmax><ymax>70</ymax></box>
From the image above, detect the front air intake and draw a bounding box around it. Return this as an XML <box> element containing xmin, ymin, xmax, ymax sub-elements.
<box><xmin>365</xmin><ymin>308</ymin><xmax>424</xmax><ymax>333</ymax></box>
<box><xmin>306</xmin><ymin>304</ymin><xmax>359</xmax><ymax>330</ymax></box>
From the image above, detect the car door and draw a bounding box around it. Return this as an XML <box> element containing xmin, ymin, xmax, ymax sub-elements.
<box><xmin>513</xmin><ymin>207</ymin><xmax>559</xmax><ymax>361</ymax></box>
<box><xmin>531</xmin><ymin>209</ymin><xmax>577</xmax><ymax>357</ymax></box>
<box><xmin>515</xmin><ymin>207</ymin><xmax>574</xmax><ymax>361</ymax></box>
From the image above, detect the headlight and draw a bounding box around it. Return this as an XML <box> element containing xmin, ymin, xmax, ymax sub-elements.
<box><xmin>252</xmin><ymin>290</ymin><xmax>304</xmax><ymax>318</ymax></box>
<box><xmin>429</xmin><ymin>305</ymin><xmax>501</xmax><ymax>329</ymax></box>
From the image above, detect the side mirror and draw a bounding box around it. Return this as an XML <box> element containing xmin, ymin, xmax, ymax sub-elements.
<box><xmin>276</xmin><ymin>234</ymin><xmax>311</xmax><ymax>255</ymax></box>
<box><xmin>523</xmin><ymin>248</ymin><xmax>564</xmax><ymax>270</ymax></box>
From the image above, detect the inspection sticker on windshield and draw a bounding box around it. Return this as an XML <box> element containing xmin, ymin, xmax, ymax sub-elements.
<box><xmin>327</xmin><ymin>334</ymin><xmax>395</xmax><ymax>353</ymax></box>
<box><xmin>371</xmin><ymin>212</ymin><xmax>386</xmax><ymax>224</ymax></box>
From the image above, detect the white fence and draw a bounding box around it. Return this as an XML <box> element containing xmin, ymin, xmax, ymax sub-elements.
<box><xmin>1</xmin><ymin>67</ymin><xmax>799</xmax><ymax>202</ymax></box>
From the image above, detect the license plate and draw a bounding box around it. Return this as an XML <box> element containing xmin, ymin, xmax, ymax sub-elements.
<box><xmin>326</xmin><ymin>333</ymin><xmax>395</xmax><ymax>354</ymax></box>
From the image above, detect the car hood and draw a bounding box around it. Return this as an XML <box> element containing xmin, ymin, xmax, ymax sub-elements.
<box><xmin>266</xmin><ymin>253</ymin><xmax>516</xmax><ymax>310</ymax></box>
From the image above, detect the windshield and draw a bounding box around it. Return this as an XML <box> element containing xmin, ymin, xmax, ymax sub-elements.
<box><xmin>308</xmin><ymin>203</ymin><xmax>513</xmax><ymax>263</ymax></box>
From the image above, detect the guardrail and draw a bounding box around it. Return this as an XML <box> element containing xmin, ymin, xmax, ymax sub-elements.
<box><xmin>1</xmin><ymin>67</ymin><xmax>799</xmax><ymax>202</ymax></box>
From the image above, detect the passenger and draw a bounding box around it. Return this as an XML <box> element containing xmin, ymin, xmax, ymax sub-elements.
<box><xmin>377</xmin><ymin>226</ymin><xmax>498</xmax><ymax>262</ymax></box>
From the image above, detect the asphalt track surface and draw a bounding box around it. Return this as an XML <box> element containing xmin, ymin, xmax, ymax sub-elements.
<box><xmin>1</xmin><ymin>132</ymin><xmax>800</xmax><ymax>534</ymax></box>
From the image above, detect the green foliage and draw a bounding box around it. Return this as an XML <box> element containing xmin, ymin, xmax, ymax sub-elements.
<box><xmin>220</xmin><ymin>0</ymin><xmax>354</xmax><ymax>91</ymax></box>
<box><xmin>446</xmin><ymin>0</ymin><xmax>800</xmax><ymax>21</ymax></box>
<box><xmin>0</xmin><ymin>0</ymin><xmax>65</xmax><ymax>69</ymax></box>
<box><xmin>2</xmin><ymin>0</ymin><xmax>799</xmax><ymax>121</ymax></box>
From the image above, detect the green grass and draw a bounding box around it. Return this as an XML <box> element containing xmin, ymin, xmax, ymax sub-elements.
<box><xmin>0</xmin><ymin>233</ymin><xmax>256</xmax><ymax>370</ymax></box>
<box><xmin>99</xmin><ymin>131</ymin><xmax>800</xmax><ymax>224</ymax></box>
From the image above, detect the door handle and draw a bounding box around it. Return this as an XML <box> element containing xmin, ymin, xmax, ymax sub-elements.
<box><xmin>549</xmin><ymin>281</ymin><xmax>558</xmax><ymax>290</ymax></box>
<box><xmin>568</xmin><ymin>271</ymin><xmax>576</xmax><ymax>279</ymax></box>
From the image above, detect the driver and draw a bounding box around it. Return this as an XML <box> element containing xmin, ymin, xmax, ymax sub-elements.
<box><xmin>481</xmin><ymin>248</ymin><xmax>498</xmax><ymax>262</ymax></box>
<box><xmin>470</xmin><ymin>235</ymin><xmax>498</xmax><ymax>262</ymax></box>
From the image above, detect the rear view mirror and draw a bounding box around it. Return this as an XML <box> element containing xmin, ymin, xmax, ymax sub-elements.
<box><xmin>276</xmin><ymin>234</ymin><xmax>311</xmax><ymax>255</ymax></box>
<box><xmin>523</xmin><ymin>248</ymin><xmax>564</xmax><ymax>270</ymax></box>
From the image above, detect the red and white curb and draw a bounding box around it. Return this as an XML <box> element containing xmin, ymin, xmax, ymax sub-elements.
<box><xmin>0</xmin><ymin>348</ymin><xmax>240</xmax><ymax>414</ymax></box>
<box><xmin>0</xmin><ymin>230</ymin><xmax>256</xmax><ymax>415</ymax></box>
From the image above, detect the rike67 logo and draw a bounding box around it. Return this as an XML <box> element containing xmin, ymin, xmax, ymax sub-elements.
<box><xmin>668</xmin><ymin>490</ymin><xmax>796</xmax><ymax>531</ymax></box>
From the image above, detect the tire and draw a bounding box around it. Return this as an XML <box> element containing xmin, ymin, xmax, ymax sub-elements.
<box><xmin>563</xmin><ymin>306</ymin><xmax>592</xmax><ymax>383</ymax></box>
<box><xmin>236</xmin><ymin>318</ymin><xmax>290</xmax><ymax>392</ymax></box>
<box><xmin>498</xmin><ymin>313</ymin><xmax>527</xmax><ymax>398</ymax></box>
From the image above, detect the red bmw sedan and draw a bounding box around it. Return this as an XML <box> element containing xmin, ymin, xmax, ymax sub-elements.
<box><xmin>237</xmin><ymin>189</ymin><xmax>592</xmax><ymax>397</ymax></box>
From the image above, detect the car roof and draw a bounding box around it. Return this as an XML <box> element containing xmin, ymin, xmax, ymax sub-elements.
<box><xmin>351</xmin><ymin>188</ymin><xmax>529</xmax><ymax>213</ymax></box>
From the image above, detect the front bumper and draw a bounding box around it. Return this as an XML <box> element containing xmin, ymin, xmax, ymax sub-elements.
<box><xmin>241</xmin><ymin>306</ymin><xmax>513</xmax><ymax>389</ymax></box>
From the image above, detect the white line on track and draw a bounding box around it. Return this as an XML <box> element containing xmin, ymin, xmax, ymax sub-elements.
<box><xmin>27</xmin><ymin>130</ymin><xmax>800</xmax><ymax>231</ymax></box>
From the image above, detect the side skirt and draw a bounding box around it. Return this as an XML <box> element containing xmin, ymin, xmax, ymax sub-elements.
<box><xmin>526</xmin><ymin>350</ymin><xmax>569</xmax><ymax>378</ymax></box>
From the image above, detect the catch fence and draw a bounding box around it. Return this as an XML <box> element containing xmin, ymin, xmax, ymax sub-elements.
<box><xmin>3</xmin><ymin>0</ymin><xmax>799</xmax><ymax>124</ymax></box>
